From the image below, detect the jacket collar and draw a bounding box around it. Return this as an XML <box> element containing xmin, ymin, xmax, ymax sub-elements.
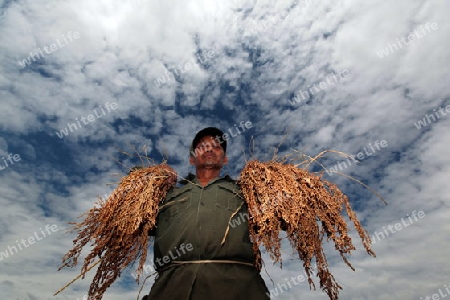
<box><xmin>178</xmin><ymin>173</ymin><xmax>235</xmax><ymax>186</ymax></box>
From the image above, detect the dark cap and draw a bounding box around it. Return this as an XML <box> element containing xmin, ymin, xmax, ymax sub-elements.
<box><xmin>190</xmin><ymin>127</ymin><xmax>226</xmax><ymax>155</ymax></box>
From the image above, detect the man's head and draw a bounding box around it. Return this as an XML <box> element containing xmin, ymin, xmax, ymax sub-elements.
<box><xmin>190</xmin><ymin>127</ymin><xmax>227</xmax><ymax>155</ymax></box>
<box><xmin>189</xmin><ymin>127</ymin><xmax>228</xmax><ymax>169</ymax></box>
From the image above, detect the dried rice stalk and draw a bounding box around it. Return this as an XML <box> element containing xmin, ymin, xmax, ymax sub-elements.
<box><xmin>238</xmin><ymin>160</ymin><xmax>375</xmax><ymax>300</ymax></box>
<box><xmin>57</xmin><ymin>164</ymin><xmax>177</xmax><ymax>300</ymax></box>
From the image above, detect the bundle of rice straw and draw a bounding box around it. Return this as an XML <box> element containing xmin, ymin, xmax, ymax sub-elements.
<box><xmin>56</xmin><ymin>164</ymin><xmax>177</xmax><ymax>300</ymax></box>
<box><xmin>238</xmin><ymin>159</ymin><xmax>376</xmax><ymax>300</ymax></box>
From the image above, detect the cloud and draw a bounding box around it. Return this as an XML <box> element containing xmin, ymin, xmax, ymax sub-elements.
<box><xmin>0</xmin><ymin>0</ymin><xmax>449</xmax><ymax>299</ymax></box>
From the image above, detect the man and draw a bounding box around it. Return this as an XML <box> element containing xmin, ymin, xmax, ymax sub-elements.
<box><xmin>143</xmin><ymin>127</ymin><xmax>270</xmax><ymax>299</ymax></box>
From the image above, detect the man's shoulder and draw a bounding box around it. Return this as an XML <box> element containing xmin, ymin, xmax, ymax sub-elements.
<box><xmin>214</xmin><ymin>176</ymin><xmax>243</xmax><ymax>198</ymax></box>
<box><xmin>179</xmin><ymin>174</ymin><xmax>241</xmax><ymax>192</ymax></box>
<box><xmin>221</xmin><ymin>174</ymin><xmax>237</xmax><ymax>184</ymax></box>
<box><xmin>177</xmin><ymin>173</ymin><xmax>238</xmax><ymax>186</ymax></box>
<box><xmin>165</xmin><ymin>184</ymin><xmax>192</xmax><ymax>197</ymax></box>
<box><xmin>218</xmin><ymin>175</ymin><xmax>238</xmax><ymax>185</ymax></box>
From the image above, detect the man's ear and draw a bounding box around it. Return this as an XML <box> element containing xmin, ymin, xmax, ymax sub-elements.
<box><xmin>189</xmin><ymin>155</ymin><xmax>195</xmax><ymax>165</ymax></box>
<box><xmin>223</xmin><ymin>155</ymin><xmax>229</xmax><ymax>165</ymax></box>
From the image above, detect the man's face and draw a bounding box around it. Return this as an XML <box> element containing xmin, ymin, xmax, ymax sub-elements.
<box><xmin>189</xmin><ymin>136</ymin><xmax>228</xmax><ymax>169</ymax></box>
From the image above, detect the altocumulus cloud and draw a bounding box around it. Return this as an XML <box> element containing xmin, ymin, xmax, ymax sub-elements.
<box><xmin>0</xmin><ymin>0</ymin><xmax>449</xmax><ymax>299</ymax></box>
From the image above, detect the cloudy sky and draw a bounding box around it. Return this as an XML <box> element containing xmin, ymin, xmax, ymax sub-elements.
<box><xmin>0</xmin><ymin>0</ymin><xmax>449</xmax><ymax>299</ymax></box>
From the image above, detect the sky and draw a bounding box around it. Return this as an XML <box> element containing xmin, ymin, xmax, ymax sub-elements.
<box><xmin>0</xmin><ymin>0</ymin><xmax>449</xmax><ymax>299</ymax></box>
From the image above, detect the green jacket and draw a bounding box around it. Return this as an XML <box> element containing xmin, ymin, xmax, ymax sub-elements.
<box><xmin>146</xmin><ymin>174</ymin><xmax>270</xmax><ymax>300</ymax></box>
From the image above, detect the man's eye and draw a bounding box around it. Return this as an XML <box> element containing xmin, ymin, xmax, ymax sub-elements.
<box><xmin>195</xmin><ymin>143</ymin><xmax>221</xmax><ymax>151</ymax></box>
